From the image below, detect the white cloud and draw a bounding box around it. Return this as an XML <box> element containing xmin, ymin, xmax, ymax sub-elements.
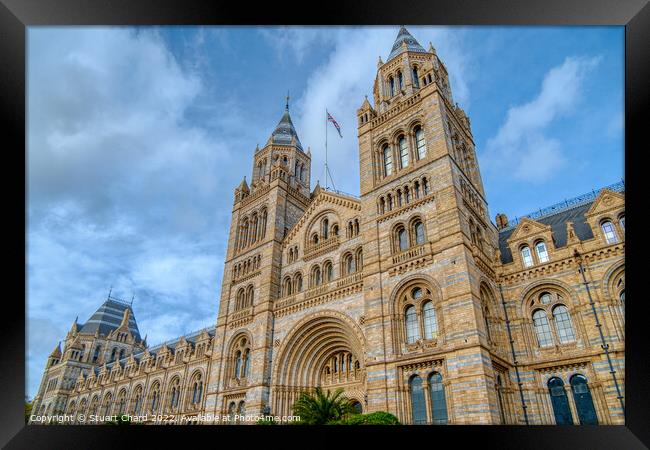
<box><xmin>286</xmin><ymin>26</ymin><xmax>472</xmax><ymax>195</ymax></box>
<box><xmin>483</xmin><ymin>55</ymin><xmax>602</xmax><ymax>182</ymax></box>
<box><xmin>26</xmin><ymin>27</ymin><xmax>231</xmax><ymax>398</ymax></box>
<box><xmin>25</xmin><ymin>26</ymin><xmax>473</xmax><ymax>399</ymax></box>
<box><xmin>258</xmin><ymin>27</ymin><xmax>335</xmax><ymax>64</ymax></box>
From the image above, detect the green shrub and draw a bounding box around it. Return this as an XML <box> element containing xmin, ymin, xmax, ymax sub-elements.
<box><xmin>327</xmin><ymin>411</ymin><xmax>400</xmax><ymax>425</ymax></box>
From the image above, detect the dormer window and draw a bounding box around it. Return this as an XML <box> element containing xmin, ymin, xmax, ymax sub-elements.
<box><xmin>601</xmin><ymin>220</ymin><xmax>619</xmax><ymax>244</ymax></box>
<box><xmin>520</xmin><ymin>246</ymin><xmax>534</xmax><ymax>267</ymax></box>
<box><xmin>535</xmin><ymin>241</ymin><xmax>550</xmax><ymax>263</ymax></box>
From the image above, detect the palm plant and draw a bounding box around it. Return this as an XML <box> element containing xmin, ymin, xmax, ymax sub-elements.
<box><xmin>292</xmin><ymin>387</ymin><xmax>357</xmax><ymax>425</ymax></box>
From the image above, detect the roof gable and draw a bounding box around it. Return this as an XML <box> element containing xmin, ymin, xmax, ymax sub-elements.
<box><xmin>498</xmin><ymin>202</ymin><xmax>596</xmax><ymax>264</ymax></box>
<box><xmin>283</xmin><ymin>189</ymin><xmax>361</xmax><ymax>247</ymax></box>
<box><xmin>585</xmin><ymin>188</ymin><xmax>625</xmax><ymax>217</ymax></box>
<box><xmin>506</xmin><ymin>218</ymin><xmax>552</xmax><ymax>243</ymax></box>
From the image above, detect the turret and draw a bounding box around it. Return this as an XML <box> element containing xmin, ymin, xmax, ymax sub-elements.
<box><xmin>495</xmin><ymin>213</ymin><xmax>509</xmax><ymax>230</ymax></box>
<box><xmin>47</xmin><ymin>342</ymin><xmax>62</xmax><ymax>368</ymax></box>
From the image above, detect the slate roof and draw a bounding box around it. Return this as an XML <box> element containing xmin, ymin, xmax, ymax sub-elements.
<box><xmin>499</xmin><ymin>203</ymin><xmax>595</xmax><ymax>264</ymax></box>
<box><xmin>78</xmin><ymin>298</ymin><xmax>141</xmax><ymax>341</ymax></box>
<box><xmin>387</xmin><ymin>26</ymin><xmax>427</xmax><ymax>61</ymax></box>
<box><xmin>497</xmin><ymin>182</ymin><xmax>624</xmax><ymax>264</ymax></box>
<box><xmin>270</xmin><ymin>108</ymin><xmax>303</xmax><ymax>150</ymax></box>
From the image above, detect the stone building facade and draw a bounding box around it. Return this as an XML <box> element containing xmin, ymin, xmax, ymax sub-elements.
<box><xmin>31</xmin><ymin>26</ymin><xmax>625</xmax><ymax>425</ymax></box>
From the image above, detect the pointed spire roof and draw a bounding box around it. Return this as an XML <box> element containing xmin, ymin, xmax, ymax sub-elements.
<box><xmin>78</xmin><ymin>296</ymin><xmax>142</xmax><ymax>342</ymax></box>
<box><xmin>269</xmin><ymin>97</ymin><xmax>303</xmax><ymax>150</ymax></box>
<box><xmin>387</xmin><ymin>26</ymin><xmax>427</xmax><ymax>61</ymax></box>
<box><xmin>49</xmin><ymin>342</ymin><xmax>62</xmax><ymax>358</ymax></box>
<box><xmin>237</xmin><ymin>176</ymin><xmax>249</xmax><ymax>193</ymax></box>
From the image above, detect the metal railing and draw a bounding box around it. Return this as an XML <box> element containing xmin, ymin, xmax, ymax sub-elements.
<box><xmin>323</xmin><ymin>186</ymin><xmax>359</xmax><ymax>199</ymax></box>
<box><xmin>501</xmin><ymin>180</ymin><xmax>624</xmax><ymax>231</ymax></box>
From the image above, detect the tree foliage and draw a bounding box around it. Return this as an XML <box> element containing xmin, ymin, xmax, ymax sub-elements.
<box><xmin>292</xmin><ymin>387</ymin><xmax>356</xmax><ymax>425</ymax></box>
<box><xmin>25</xmin><ymin>401</ymin><xmax>33</xmax><ymax>424</ymax></box>
<box><xmin>328</xmin><ymin>411</ymin><xmax>400</xmax><ymax>425</ymax></box>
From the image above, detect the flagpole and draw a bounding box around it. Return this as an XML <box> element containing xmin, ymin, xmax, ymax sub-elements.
<box><xmin>325</xmin><ymin>108</ymin><xmax>328</xmax><ymax>190</ymax></box>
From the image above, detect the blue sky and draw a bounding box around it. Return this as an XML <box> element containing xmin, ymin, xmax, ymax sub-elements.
<box><xmin>26</xmin><ymin>26</ymin><xmax>623</xmax><ymax>399</ymax></box>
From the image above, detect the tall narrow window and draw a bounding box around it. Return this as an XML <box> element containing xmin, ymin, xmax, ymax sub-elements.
<box><xmin>548</xmin><ymin>377</ymin><xmax>573</xmax><ymax>425</ymax></box>
<box><xmin>601</xmin><ymin>221</ymin><xmax>618</xmax><ymax>244</ymax></box>
<box><xmin>532</xmin><ymin>310</ymin><xmax>553</xmax><ymax>347</ymax></box>
<box><xmin>483</xmin><ymin>305</ymin><xmax>492</xmax><ymax>343</ymax></box>
<box><xmin>234</xmin><ymin>351</ymin><xmax>242</xmax><ymax>378</ymax></box>
<box><xmin>323</xmin><ymin>218</ymin><xmax>329</xmax><ymax>239</ymax></box>
<box><xmin>383</xmin><ymin>145</ymin><xmax>393</xmax><ymax>176</ymax></box>
<box><xmin>423</xmin><ymin>177</ymin><xmax>429</xmax><ymax>195</ymax></box>
<box><xmin>521</xmin><ymin>246</ymin><xmax>534</xmax><ymax>267</ymax></box>
<box><xmin>552</xmin><ymin>305</ymin><xmax>576</xmax><ymax>344</ymax></box>
<box><xmin>242</xmin><ymin>349</ymin><xmax>250</xmax><ymax>378</ymax></box>
<box><xmin>405</xmin><ymin>306</ymin><xmax>420</xmax><ymax>343</ymax></box>
<box><xmin>412</xmin><ymin>66</ymin><xmax>419</xmax><ymax>88</ymax></box>
<box><xmin>570</xmin><ymin>374</ymin><xmax>598</xmax><ymax>425</ymax></box>
<box><xmin>415</xmin><ymin>127</ymin><xmax>426</xmax><ymax>159</ymax></box>
<box><xmin>389</xmin><ymin>77</ymin><xmax>395</xmax><ymax>97</ymax></box>
<box><xmin>409</xmin><ymin>375</ymin><xmax>427</xmax><ymax>424</ymax></box>
<box><xmin>325</xmin><ymin>262</ymin><xmax>333</xmax><ymax>281</ymax></box>
<box><xmin>620</xmin><ymin>290</ymin><xmax>625</xmax><ymax>315</ymax></box>
<box><xmin>536</xmin><ymin>241</ymin><xmax>550</xmax><ymax>263</ymax></box>
<box><xmin>619</xmin><ymin>215</ymin><xmax>625</xmax><ymax>231</ymax></box>
<box><xmin>422</xmin><ymin>301</ymin><xmax>438</xmax><ymax>340</ymax></box>
<box><xmin>398</xmin><ymin>227</ymin><xmax>408</xmax><ymax>251</ymax></box>
<box><xmin>295</xmin><ymin>274</ymin><xmax>303</xmax><ymax>292</ymax></box>
<box><xmin>346</xmin><ymin>254</ymin><xmax>356</xmax><ymax>275</ymax></box>
<box><xmin>428</xmin><ymin>372</ymin><xmax>448</xmax><ymax>424</ymax></box>
<box><xmin>260</xmin><ymin>210</ymin><xmax>267</xmax><ymax>240</ymax></box>
<box><xmin>228</xmin><ymin>402</ymin><xmax>236</xmax><ymax>424</ymax></box>
<box><xmin>414</xmin><ymin>220</ymin><xmax>425</xmax><ymax>245</ymax></box>
<box><xmin>496</xmin><ymin>375</ymin><xmax>506</xmax><ymax>424</ymax></box>
<box><xmin>399</xmin><ymin>136</ymin><xmax>409</xmax><ymax>168</ymax></box>
<box><xmin>398</xmin><ymin>71</ymin><xmax>404</xmax><ymax>90</ymax></box>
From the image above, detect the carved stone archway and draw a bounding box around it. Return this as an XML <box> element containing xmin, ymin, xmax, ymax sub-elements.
<box><xmin>272</xmin><ymin>311</ymin><xmax>366</xmax><ymax>416</ymax></box>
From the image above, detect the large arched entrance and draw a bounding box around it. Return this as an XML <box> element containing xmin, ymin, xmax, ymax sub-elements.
<box><xmin>272</xmin><ymin>311</ymin><xmax>366</xmax><ymax>416</ymax></box>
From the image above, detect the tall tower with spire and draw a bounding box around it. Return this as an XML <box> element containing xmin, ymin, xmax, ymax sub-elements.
<box><xmin>357</xmin><ymin>26</ymin><xmax>500</xmax><ymax>424</ymax></box>
<box><xmin>206</xmin><ymin>97</ymin><xmax>313</xmax><ymax>415</ymax></box>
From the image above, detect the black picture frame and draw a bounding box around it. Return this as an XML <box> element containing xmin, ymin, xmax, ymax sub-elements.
<box><xmin>2</xmin><ymin>0</ymin><xmax>647</xmax><ymax>447</ymax></box>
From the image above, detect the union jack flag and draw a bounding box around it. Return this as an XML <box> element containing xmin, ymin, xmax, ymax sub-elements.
<box><xmin>327</xmin><ymin>110</ymin><xmax>342</xmax><ymax>138</ymax></box>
